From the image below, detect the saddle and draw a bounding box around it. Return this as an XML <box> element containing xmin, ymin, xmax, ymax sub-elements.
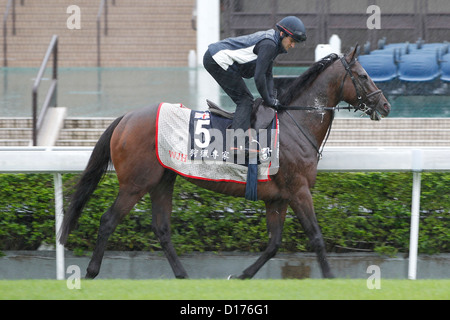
<box><xmin>206</xmin><ymin>98</ymin><xmax>276</xmax><ymax>130</ymax></box>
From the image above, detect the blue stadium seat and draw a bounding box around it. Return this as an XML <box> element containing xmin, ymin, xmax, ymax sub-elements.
<box><xmin>409</xmin><ymin>43</ymin><xmax>448</xmax><ymax>58</ymax></box>
<box><xmin>398</xmin><ymin>53</ymin><xmax>440</xmax><ymax>82</ymax></box>
<box><xmin>384</xmin><ymin>42</ymin><xmax>409</xmax><ymax>50</ymax></box>
<box><xmin>441</xmin><ymin>53</ymin><xmax>450</xmax><ymax>82</ymax></box>
<box><xmin>369</xmin><ymin>45</ymin><xmax>408</xmax><ymax>62</ymax></box>
<box><xmin>358</xmin><ymin>54</ymin><xmax>397</xmax><ymax>82</ymax></box>
<box><xmin>409</xmin><ymin>47</ymin><xmax>440</xmax><ymax>57</ymax></box>
<box><xmin>383</xmin><ymin>43</ymin><xmax>409</xmax><ymax>54</ymax></box>
<box><xmin>419</xmin><ymin>43</ymin><xmax>447</xmax><ymax>50</ymax></box>
<box><xmin>369</xmin><ymin>49</ymin><xmax>395</xmax><ymax>55</ymax></box>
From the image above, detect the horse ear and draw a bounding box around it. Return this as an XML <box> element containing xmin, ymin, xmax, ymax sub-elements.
<box><xmin>346</xmin><ymin>44</ymin><xmax>360</xmax><ymax>62</ymax></box>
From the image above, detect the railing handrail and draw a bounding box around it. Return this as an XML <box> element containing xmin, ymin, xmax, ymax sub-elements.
<box><xmin>97</xmin><ymin>0</ymin><xmax>115</xmax><ymax>67</ymax></box>
<box><xmin>0</xmin><ymin>146</ymin><xmax>449</xmax><ymax>172</ymax></box>
<box><xmin>32</xmin><ymin>34</ymin><xmax>58</xmax><ymax>146</ymax></box>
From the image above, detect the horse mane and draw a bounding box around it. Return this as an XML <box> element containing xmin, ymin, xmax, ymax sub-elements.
<box><xmin>279</xmin><ymin>53</ymin><xmax>340</xmax><ymax>105</ymax></box>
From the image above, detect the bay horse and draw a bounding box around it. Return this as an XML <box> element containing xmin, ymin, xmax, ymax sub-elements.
<box><xmin>59</xmin><ymin>46</ymin><xmax>390</xmax><ymax>279</ymax></box>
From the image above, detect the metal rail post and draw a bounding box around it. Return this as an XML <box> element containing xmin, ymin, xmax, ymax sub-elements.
<box><xmin>408</xmin><ymin>149</ymin><xmax>423</xmax><ymax>280</ymax></box>
<box><xmin>54</xmin><ymin>173</ymin><xmax>65</xmax><ymax>280</ymax></box>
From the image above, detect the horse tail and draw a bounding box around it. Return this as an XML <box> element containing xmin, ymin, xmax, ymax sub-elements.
<box><xmin>58</xmin><ymin>115</ymin><xmax>124</xmax><ymax>245</ymax></box>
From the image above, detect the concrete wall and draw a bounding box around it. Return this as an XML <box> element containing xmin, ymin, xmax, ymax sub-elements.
<box><xmin>1</xmin><ymin>251</ymin><xmax>448</xmax><ymax>280</ymax></box>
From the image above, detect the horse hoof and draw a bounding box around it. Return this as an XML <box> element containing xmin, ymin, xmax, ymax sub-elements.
<box><xmin>85</xmin><ymin>273</ymin><xmax>97</xmax><ymax>280</ymax></box>
<box><xmin>227</xmin><ymin>274</ymin><xmax>237</xmax><ymax>280</ymax></box>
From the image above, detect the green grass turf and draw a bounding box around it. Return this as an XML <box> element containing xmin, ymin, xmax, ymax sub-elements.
<box><xmin>0</xmin><ymin>279</ymin><xmax>448</xmax><ymax>300</ymax></box>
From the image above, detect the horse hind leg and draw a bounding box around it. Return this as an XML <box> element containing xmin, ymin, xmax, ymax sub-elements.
<box><xmin>85</xmin><ymin>189</ymin><xmax>144</xmax><ymax>279</ymax></box>
<box><xmin>150</xmin><ymin>170</ymin><xmax>188</xmax><ymax>279</ymax></box>
<box><xmin>236</xmin><ymin>200</ymin><xmax>288</xmax><ymax>279</ymax></box>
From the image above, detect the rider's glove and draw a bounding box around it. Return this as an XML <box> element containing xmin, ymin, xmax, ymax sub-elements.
<box><xmin>270</xmin><ymin>98</ymin><xmax>282</xmax><ymax>110</ymax></box>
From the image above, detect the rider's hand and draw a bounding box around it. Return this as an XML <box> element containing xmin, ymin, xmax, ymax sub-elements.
<box><xmin>269</xmin><ymin>98</ymin><xmax>282</xmax><ymax>110</ymax></box>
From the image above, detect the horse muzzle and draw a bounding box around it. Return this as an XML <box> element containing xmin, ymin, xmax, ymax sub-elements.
<box><xmin>364</xmin><ymin>90</ymin><xmax>391</xmax><ymax>121</ymax></box>
<box><xmin>367</xmin><ymin>101</ymin><xmax>390</xmax><ymax>120</ymax></box>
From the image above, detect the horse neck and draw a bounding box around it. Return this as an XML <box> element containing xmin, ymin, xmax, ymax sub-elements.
<box><xmin>284</xmin><ymin>68</ymin><xmax>340</xmax><ymax>147</ymax></box>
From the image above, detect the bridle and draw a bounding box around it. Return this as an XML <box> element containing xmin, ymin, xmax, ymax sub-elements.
<box><xmin>338</xmin><ymin>55</ymin><xmax>383</xmax><ymax>117</ymax></box>
<box><xmin>279</xmin><ymin>54</ymin><xmax>384</xmax><ymax>159</ymax></box>
<box><xmin>280</xmin><ymin>54</ymin><xmax>383</xmax><ymax>115</ymax></box>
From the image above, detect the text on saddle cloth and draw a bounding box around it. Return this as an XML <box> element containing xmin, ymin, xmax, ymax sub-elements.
<box><xmin>155</xmin><ymin>103</ymin><xmax>280</xmax><ymax>183</ymax></box>
<box><xmin>188</xmin><ymin>109</ymin><xmax>278</xmax><ymax>165</ymax></box>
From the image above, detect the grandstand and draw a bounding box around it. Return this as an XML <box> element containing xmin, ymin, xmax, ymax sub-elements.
<box><xmin>1</xmin><ymin>0</ymin><xmax>449</xmax><ymax>147</ymax></box>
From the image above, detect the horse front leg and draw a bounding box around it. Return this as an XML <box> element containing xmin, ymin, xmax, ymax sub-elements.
<box><xmin>290</xmin><ymin>185</ymin><xmax>334</xmax><ymax>278</ymax></box>
<box><xmin>237</xmin><ymin>200</ymin><xmax>288</xmax><ymax>279</ymax></box>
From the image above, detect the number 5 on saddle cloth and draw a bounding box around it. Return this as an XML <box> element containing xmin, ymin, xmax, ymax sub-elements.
<box><xmin>155</xmin><ymin>100</ymin><xmax>279</xmax><ymax>188</ymax></box>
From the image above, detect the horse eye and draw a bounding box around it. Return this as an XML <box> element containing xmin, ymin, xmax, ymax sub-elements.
<box><xmin>359</xmin><ymin>74</ymin><xmax>368</xmax><ymax>80</ymax></box>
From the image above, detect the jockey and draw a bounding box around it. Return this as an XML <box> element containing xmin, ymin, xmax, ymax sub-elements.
<box><xmin>203</xmin><ymin>16</ymin><xmax>306</xmax><ymax>152</ymax></box>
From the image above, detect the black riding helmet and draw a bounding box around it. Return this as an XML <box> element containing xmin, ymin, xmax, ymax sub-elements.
<box><xmin>276</xmin><ymin>16</ymin><xmax>307</xmax><ymax>43</ymax></box>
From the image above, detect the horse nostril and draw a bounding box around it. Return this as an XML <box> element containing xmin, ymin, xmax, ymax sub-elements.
<box><xmin>383</xmin><ymin>103</ymin><xmax>390</xmax><ymax>112</ymax></box>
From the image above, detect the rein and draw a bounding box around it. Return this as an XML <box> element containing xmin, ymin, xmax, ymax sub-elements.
<box><xmin>278</xmin><ymin>104</ymin><xmax>356</xmax><ymax>111</ymax></box>
<box><xmin>284</xmin><ymin>108</ymin><xmax>334</xmax><ymax>160</ymax></box>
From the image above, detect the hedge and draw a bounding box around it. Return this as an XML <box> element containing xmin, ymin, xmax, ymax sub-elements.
<box><xmin>0</xmin><ymin>172</ymin><xmax>448</xmax><ymax>255</ymax></box>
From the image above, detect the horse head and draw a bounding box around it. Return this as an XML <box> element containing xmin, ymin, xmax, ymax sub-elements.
<box><xmin>338</xmin><ymin>45</ymin><xmax>391</xmax><ymax>120</ymax></box>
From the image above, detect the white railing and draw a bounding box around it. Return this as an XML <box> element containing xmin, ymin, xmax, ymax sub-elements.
<box><xmin>0</xmin><ymin>146</ymin><xmax>449</xmax><ymax>280</ymax></box>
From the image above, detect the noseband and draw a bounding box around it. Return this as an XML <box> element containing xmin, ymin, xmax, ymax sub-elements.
<box><xmin>338</xmin><ymin>56</ymin><xmax>382</xmax><ymax>116</ymax></box>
